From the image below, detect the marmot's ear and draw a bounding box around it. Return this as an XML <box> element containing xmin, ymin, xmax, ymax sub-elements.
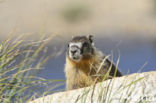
<box><xmin>87</xmin><ymin>35</ymin><xmax>93</xmax><ymax>43</ymax></box>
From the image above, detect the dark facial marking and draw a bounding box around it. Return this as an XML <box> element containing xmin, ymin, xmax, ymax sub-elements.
<box><xmin>83</xmin><ymin>42</ymin><xmax>89</xmax><ymax>47</ymax></box>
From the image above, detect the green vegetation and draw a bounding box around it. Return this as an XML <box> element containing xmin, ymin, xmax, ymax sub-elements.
<box><xmin>61</xmin><ymin>3</ymin><xmax>90</xmax><ymax>23</ymax></box>
<box><xmin>0</xmin><ymin>35</ymin><xmax>64</xmax><ymax>103</ymax></box>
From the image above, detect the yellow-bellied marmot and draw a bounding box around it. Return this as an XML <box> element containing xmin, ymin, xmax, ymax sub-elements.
<box><xmin>64</xmin><ymin>35</ymin><xmax>122</xmax><ymax>90</ymax></box>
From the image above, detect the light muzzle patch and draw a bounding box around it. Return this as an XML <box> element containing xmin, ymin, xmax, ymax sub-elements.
<box><xmin>68</xmin><ymin>42</ymin><xmax>83</xmax><ymax>61</ymax></box>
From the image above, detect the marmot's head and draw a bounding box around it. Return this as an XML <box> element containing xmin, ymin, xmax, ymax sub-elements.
<box><xmin>67</xmin><ymin>35</ymin><xmax>95</xmax><ymax>62</ymax></box>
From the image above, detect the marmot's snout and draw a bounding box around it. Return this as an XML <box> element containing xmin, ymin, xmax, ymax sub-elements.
<box><xmin>68</xmin><ymin>43</ymin><xmax>82</xmax><ymax>61</ymax></box>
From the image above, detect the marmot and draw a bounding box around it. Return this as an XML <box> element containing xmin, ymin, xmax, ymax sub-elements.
<box><xmin>64</xmin><ymin>35</ymin><xmax>122</xmax><ymax>90</ymax></box>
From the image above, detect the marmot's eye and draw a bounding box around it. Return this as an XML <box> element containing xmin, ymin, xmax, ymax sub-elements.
<box><xmin>83</xmin><ymin>42</ymin><xmax>89</xmax><ymax>47</ymax></box>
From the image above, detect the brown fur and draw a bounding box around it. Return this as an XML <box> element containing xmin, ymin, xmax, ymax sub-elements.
<box><xmin>65</xmin><ymin>50</ymin><xmax>119</xmax><ymax>90</ymax></box>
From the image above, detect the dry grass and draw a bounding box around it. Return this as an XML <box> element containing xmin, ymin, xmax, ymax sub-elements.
<box><xmin>0</xmin><ymin>34</ymin><xmax>64</xmax><ymax>103</ymax></box>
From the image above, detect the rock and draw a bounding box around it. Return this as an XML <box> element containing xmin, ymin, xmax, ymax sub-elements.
<box><xmin>28</xmin><ymin>71</ymin><xmax>156</xmax><ymax>103</ymax></box>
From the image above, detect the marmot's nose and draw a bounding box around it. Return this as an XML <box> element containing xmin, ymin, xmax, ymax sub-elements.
<box><xmin>70</xmin><ymin>45</ymin><xmax>79</xmax><ymax>55</ymax></box>
<box><xmin>70</xmin><ymin>46</ymin><xmax>78</xmax><ymax>55</ymax></box>
<box><xmin>71</xmin><ymin>50</ymin><xmax>77</xmax><ymax>55</ymax></box>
